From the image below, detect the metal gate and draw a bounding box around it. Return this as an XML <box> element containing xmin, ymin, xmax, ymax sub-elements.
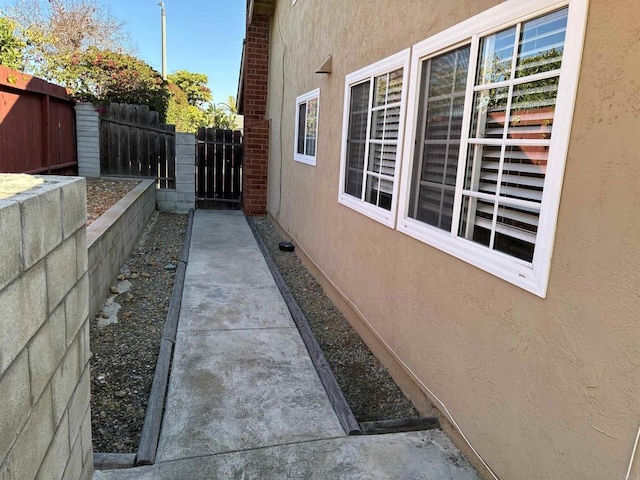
<box><xmin>196</xmin><ymin>128</ymin><xmax>243</xmax><ymax>209</ymax></box>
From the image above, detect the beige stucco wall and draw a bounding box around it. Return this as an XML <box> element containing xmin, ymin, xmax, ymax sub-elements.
<box><xmin>263</xmin><ymin>1</ymin><xmax>640</xmax><ymax>479</ymax></box>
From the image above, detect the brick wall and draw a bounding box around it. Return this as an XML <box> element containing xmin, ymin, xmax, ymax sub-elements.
<box><xmin>242</xmin><ymin>14</ymin><xmax>271</xmax><ymax>215</ymax></box>
<box><xmin>0</xmin><ymin>176</ymin><xmax>93</xmax><ymax>480</ymax></box>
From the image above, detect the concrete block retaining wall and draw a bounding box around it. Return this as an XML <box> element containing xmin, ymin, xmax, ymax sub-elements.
<box><xmin>0</xmin><ymin>176</ymin><xmax>93</xmax><ymax>480</ymax></box>
<box><xmin>87</xmin><ymin>179</ymin><xmax>156</xmax><ymax>320</ymax></box>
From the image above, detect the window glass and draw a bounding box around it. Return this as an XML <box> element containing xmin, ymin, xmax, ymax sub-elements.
<box><xmin>476</xmin><ymin>27</ymin><xmax>516</xmax><ymax>84</ymax></box>
<box><xmin>460</xmin><ymin>8</ymin><xmax>567</xmax><ymax>262</ymax></box>
<box><xmin>516</xmin><ymin>9</ymin><xmax>567</xmax><ymax>77</ymax></box>
<box><xmin>408</xmin><ymin>45</ymin><xmax>470</xmax><ymax>230</ymax></box>
<box><xmin>294</xmin><ymin>89</ymin><xmax>319</xmax><ymax>165</ymax></box>
<box><xmin>305</xmin><ymin>98</ymin><xmax>318</xmax><ymax>156</ymax></box>
<box><xmin>344</xmin><ymin>68</ymin><xmax>404</xmax><ymax>211</ymax></box>
<box><xmin>297</xmin><ymin>103</ymin><xmax>306</xmax><ymax>155</ymax></box>
<box><xmin>345</xmin><ymin>81</ymin><xmax>370</xmax><ymax>197</ymax></box>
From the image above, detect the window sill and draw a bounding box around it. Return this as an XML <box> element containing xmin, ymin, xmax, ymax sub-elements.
<box><xmin>338</xmin><ymin>193</ymin><xmax>396</xmax><ymax>228</ymax></box>
<box><xmin>397</xmin><ymin>216</ymin><xmax>549</xmax><ymax>297</ymax></box>
<box><xmin>294</xmin><ymin>154</ymin><xmax>316</xmax><ymax>166</ymax></box>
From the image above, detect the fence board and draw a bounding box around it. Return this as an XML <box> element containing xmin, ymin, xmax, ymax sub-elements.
<box><xmin>100</xmin><ymin>103</ymin><xmax>175</xmax><ymax>187</ymax></box>
<box><xmin>232</xmin><ymin>130</ymin><xmax>242</xmax><ymax>196</ymax></box>
<box><xmin>0</xmin><ymin>66</ymin><xmax>76</xmax><ymax>174</ymax></box>
<box><xmin>214</xmin><ymin>129</ymin><xmax>224</xmax><ymax>196</ymax></box>
<box><xmin>223</xmin><ymin>130</ymin><xmax>232</xmax><ymax>198</ymax></box>
<box><xmin>196</xmin><ymin>127</ymin><xmax>243</xmax><ymax>208</ymax></box>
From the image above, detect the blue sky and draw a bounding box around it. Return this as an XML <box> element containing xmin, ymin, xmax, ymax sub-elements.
<box><xmin>108</xmin><ymin>0</ymin><xmax>246</xmax><ymax>104</ymax></box>
<box><xmin>0</xmin><ymin>0</ymin><xmax>246</xmax><ymax>104</ymax></box>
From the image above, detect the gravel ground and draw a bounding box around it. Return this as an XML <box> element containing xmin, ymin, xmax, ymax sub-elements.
<box><xmin>251</xmin><ymin>216</ymin><xmax>419</xmax><ymax>422</ymax></box>
<box><xmin>86</xmin><ymin>178</ymin><xmax>141</xmax><ymax>226</ymax></box>
<box><xmin>85</xmin><ymin>177</ymin><xmax>415</xmax><ymax>454</ymax></box>
<box><xmin>89</xmin><ymin>210</ymin><xmax>187</xmax><ymax>453</ymax></box>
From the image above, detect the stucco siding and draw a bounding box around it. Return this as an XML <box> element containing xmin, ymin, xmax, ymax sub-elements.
<box><xmin>263</xmin><ymin>1</ymin><xmax>640</xmax><ymax>478</ymax></box>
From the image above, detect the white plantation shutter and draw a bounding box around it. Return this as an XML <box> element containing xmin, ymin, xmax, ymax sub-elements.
<box><xmin>409</xmin><ymin>45</ymin><xmax>470</xmax><ymax>231</ymax></box>
<box><xmin>345</xmin><ymin>82</ymin><xmax>370</xmax><ymax>197</ymax></box>
<box><xmin>344</xmin><ymin>68</ymin><xmax>404</xmax><ymax>211</ymax></box>
<box><xmin>458</xmin><ymin>7</ymin><xmax>568</xmax><ymax>262</ymax></box>
<box><xmin>397</xmin><ymin>1</ymin><xmax>588</xmax><ymax>296</ymax></box>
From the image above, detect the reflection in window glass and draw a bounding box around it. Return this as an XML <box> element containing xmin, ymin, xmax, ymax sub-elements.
<box><xmin>295</xmin><ymin>89</ymin><xmax>320</xmax><ymax>164</ymax></box>
<box><xmin>345</xmin><ymin>68</ymin><xmax>404</xmax><ymax>211</ymax></box>
<box><xmin>459</xmin><ymin>8</ymin><xmax>567</xmax><ymax>262</ymax></box>
<box><xmin>476</xmin><ymin>27</ymin><xmax>516</xmax><ymax>84</ymax></box>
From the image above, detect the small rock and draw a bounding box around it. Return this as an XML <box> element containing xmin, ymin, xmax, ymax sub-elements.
<box><xmin>101</xmin><ymin>312</ymin><xmax>109</xmax><ymax>319</ymax></box>
<box><xmin>141</xmin><ymin>272</ymin><xmax>150</xmax><ymax>278</ymax></box>
<box><xmin>114</xmin><ymin>391</ymin><xmax>126</xmax><ymax>398</ymax></box>
<box><xmin>124</xmin><ymin>292</ymin><xmax>134</xmax><ymax>302</ymax></box>
<box><xmin>164</xmin><ymin>263</ymin><xmax>176</xmax><ymax>271</ymax></box>
<box><xmin>110</xmin><ymin>286</ymin><xmax>119</xmax><ymax>294</ymax></box>
<box><xmin>123</xmin><ymin>311</ymin><xmax>133</xmax><ymax>318</ymax></box>
<box><xmin>117</xmin><ymin>274</ymin><xmax>126</xmax><ymax>281</ymax></box>
<box><xmin>100</xmin><ymin>411</ymin><xmax>107</xmax><ymax>419</ymax></box>
<box><xmin>130</xmin><ymin>273</ymin><xmax>138</xmax><ymax>279</ymax></box>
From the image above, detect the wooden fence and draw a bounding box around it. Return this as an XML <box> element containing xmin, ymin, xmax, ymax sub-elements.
<box><xmin>100</xmin><ymin>103</ymin><xmax>176</xmax><ymax>189</ymax></box>
<box><xmin>196</xmin><ymin>128</ymin><xmax>243</xmax><ymax>208</ymax></box>
<box><xmin>0</xmin><ymin>66</ymin><xmax>77</xmax><ymax>174</ymax></box>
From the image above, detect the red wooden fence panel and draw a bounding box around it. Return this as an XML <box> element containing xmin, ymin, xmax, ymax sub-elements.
<box><xmin>0</xmin><ymin>66</ymin><xmax>77</xmax><ymax>175</ymax></box>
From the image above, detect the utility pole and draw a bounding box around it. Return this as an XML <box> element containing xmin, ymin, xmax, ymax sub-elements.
<box><xmin>159</xmin><ymin>1</ymin><xmax>167</xmax><ymax>80</ymax></box>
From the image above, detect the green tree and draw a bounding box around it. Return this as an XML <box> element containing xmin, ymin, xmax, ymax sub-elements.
<box><xmin>68</xmin><ymin>48</ymin><xmax>169</xmax><ymax>120</ymax></box>
<box><xmin>4</xmin><ymin>0</ymin><xmax>129</xmax><ymax>80</ymax></box>
<box><xmin>165</xmin><ymin>69</ymin><xmax>239</xmax><ymax>132</ymax></box>
<box><xmin>0</xmin><ymin>17</ymin><xmax>25</xmax><ymax>69</ymax></box>
<box><xmin>166</xmin><ymin>83</ymin><xmax>209</xmax><ymax>132</ymax></box>
<box><xmin>207</xmin><ymin>96</ymin><xmax>238</xmax><ymax>129</ymax></box>
<box><xmin>167</xmin><ymin>70</ymin><xmax>212</xmax><ymax>107</ymax></box>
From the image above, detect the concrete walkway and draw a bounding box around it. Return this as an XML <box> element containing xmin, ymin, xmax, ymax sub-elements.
<box><xmin>94</xmin><ymin>210</ymin><xmax>481</xmax><ymax>480</ymax></box>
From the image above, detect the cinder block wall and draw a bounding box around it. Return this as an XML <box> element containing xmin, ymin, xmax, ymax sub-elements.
<box><xmin>0</xmin><ymin>176</ymin><xmax>93</xmax><ymax>480</ymax></box>
<box><xmin>75</xmin><ymin>103</ymin><xmax>101</xmax><ymax>178</ymax></box>
<box><xmin>157</xmin><ymin>132</ymin><xmax>196</xmax><ymax>212</ymax></box>
<box><xmin>87</xmin><ymin>179</ymin><xmax>156</xmax><ymax>320</ymax></box>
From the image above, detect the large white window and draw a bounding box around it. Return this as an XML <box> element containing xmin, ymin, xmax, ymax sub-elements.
<box><xmin>339</xmin><ymin>50</ymin><xmax>410</xmax><ymax>227</ymax></box>
<box><xmin>294</xmin><ymin>88</ymin><xmax>319</xmax><ymax>166</ymax></box>
<box><xmin>397</xmin><ymin>0</ymin><xmax>588</xmax><ymax>296</ymax></box>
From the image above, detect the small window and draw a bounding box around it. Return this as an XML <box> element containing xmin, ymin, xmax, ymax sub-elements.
<box><xmin>294</xmin><ymin>89</ymin><xmax>319</xmax><ymax>166</ymax></box>
<box><xmin>338</xmin><ymin>50</ymin><xmax>410</xmax><ymax>227</ymax></box>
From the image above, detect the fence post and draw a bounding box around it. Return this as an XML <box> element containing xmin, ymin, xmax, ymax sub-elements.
<box><xmin>174</xmin><ymin>132</ymin><xmax>196</xmax><ymax>211</ymax></box>
<box><xmin>75</xmin><ymin>103</ymin><xmax>101</xmax><ymax>178</ymax></box>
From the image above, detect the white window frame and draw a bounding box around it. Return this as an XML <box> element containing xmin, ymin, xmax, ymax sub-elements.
<box><xmin>396</xmin><ymin>0</ymin><xmax>589</xmax><ymax>297</ymax></box>
<box><xmin>294</xmin><ymin>88</ymin><xmax>320</xmax><ymax>166</ymax></box>
<box><xmin>338</xmin><ymin>49</ymin><xmax>410</xmax><ymax>228</ymax></box>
